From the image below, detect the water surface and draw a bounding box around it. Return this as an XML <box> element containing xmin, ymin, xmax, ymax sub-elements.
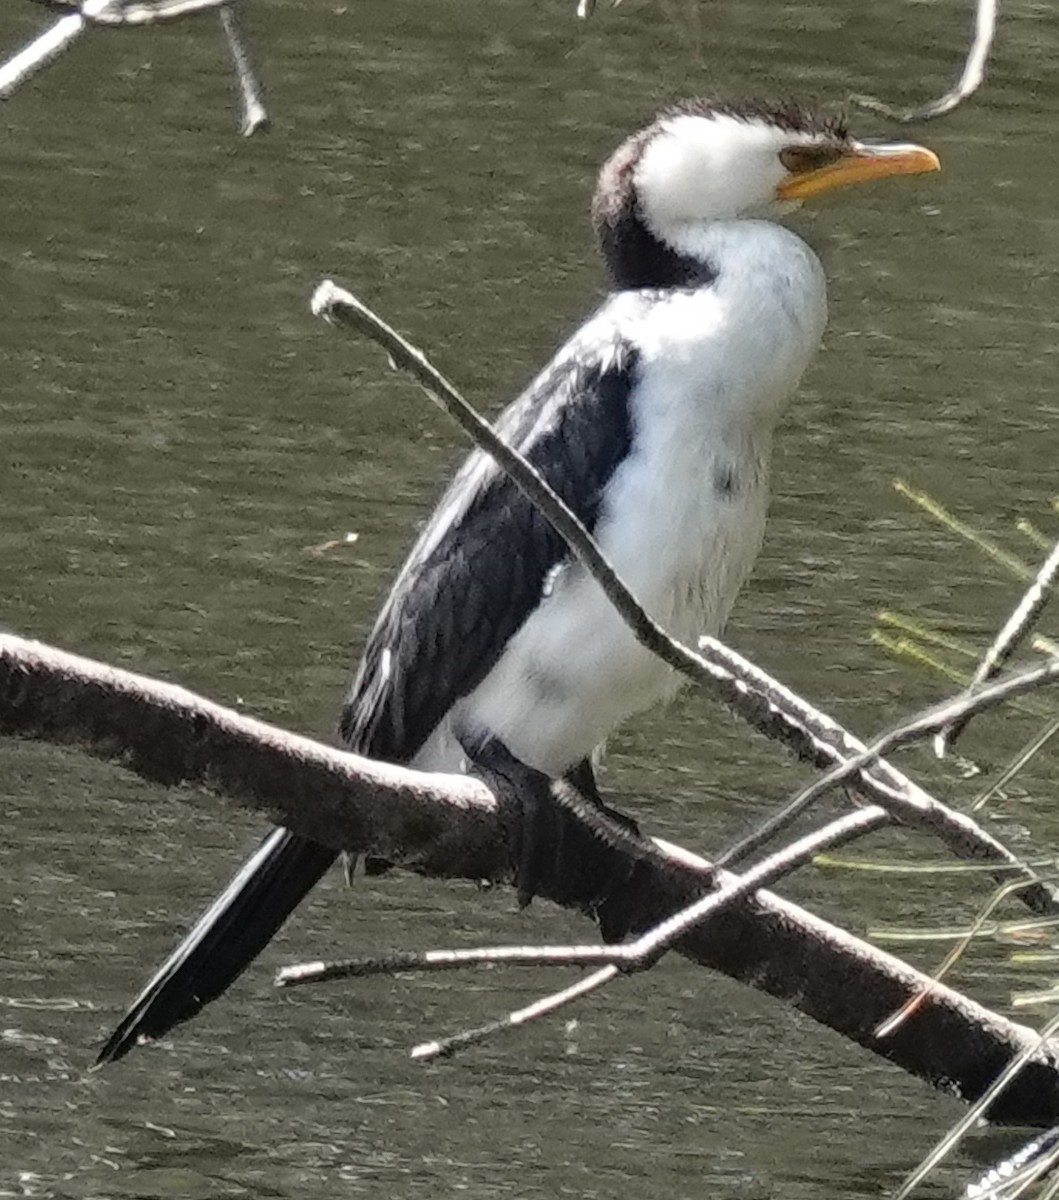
<box><xmin>2</xmin><ymin>1</ymin><xmax>1058</xmax><ymax>1196</ymax></box>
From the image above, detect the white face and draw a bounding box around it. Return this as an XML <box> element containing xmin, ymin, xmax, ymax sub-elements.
<box><xmin>633</xmin><ymin>112</ymin><xmax>831</xmax><ymax>235</ymax></box>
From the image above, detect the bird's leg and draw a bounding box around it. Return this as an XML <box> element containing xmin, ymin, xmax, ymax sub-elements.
<box><xmin>564</xmin><ymin>757</ymin><xmax>641</xmax><ymax>841</ymax></box>
<box><xmin>461</xmin><ymin>734</ymin><xmax>643</xmax><ymax>932</ymax></box>
<box><xmin>458</xmin><ymin>732</ymin><xmax>564</xmax><ymax>908</ymax></box>
<box><xmin>555</xmin><ymin>757</ymin><xmax>646</xmax><ymax>941</ymax></box>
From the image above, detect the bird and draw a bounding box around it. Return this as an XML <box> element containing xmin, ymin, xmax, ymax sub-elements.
<box><xmin>97</xmin><ymin>98</ymin><xmax>939</xmax><ymax>1063</ymax></box>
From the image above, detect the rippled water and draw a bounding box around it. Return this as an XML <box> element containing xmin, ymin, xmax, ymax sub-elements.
<box><xmin>2</xmin><ymin>1</ymin><xmax>1058</xmax><ymax>1196</ymax></box>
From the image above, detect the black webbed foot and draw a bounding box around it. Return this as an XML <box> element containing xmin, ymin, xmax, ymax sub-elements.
<box><xmin>460</xmin><ymin>734</ymin><xmax>644</xmax><ymax>936</ymax></box>
<box><xmin>459</xmin><ymin>733</ymin><xmax>568</xmax><ymax>908</ymax></box>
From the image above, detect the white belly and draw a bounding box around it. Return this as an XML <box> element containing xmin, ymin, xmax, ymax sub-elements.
<box><xmin>454</xmin><ymin>471</ymin><xmax>768</xmax><ymax>774</ymax></box>
<box><xmin>414</xmin><ymin>221</ymin><xmax>827</xmax><ymax>777</ymax></box>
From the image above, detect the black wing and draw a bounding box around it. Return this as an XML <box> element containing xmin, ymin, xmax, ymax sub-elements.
<box><xmin>339</xmin><ymin>331</ymin><xmax>639</xmax><ymax>762</ymax></box>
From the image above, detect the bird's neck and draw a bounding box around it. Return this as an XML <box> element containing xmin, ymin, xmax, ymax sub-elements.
<box><xmin>597</xmin><ymin>208</ymin><xmax>720</xmax><ymax>290</ymax></box>
<box><xmin>597</xmin><ymin>205</ymin><xmax>797</xmax><ymax>293</ymax></box>
<box><xmin>597</xmin><ymin>217</ymin><xmax>827</xmax><ymax>432</ymax></box>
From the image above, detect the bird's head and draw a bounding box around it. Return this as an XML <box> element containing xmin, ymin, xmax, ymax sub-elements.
<box><xmin>593</xmin><ymin>99</ymin><xmax>940</xmax><ymax>288</ymax></box>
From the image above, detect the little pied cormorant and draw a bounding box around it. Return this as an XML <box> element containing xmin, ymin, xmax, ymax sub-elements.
<box><xmin>98</xmin><ymin>98</ymin><xmax>939</xmax><ymax>1063</ymax></box>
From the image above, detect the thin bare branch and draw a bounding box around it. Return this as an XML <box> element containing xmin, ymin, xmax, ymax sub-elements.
<box><xmin>281</xmin><ymin>946</ymin><xmax>613</xmax><ymax>986</ymax></box>
<box><xmin>412</xmin><ymin>967</ymin><xmax>618</xmax><ymax>1060</ymax></box>
<box><xmin>851</xmin><ymin>0</ymin><xmax>997</xmax><ymax>122</ymax></box>
<box><xmin>961</xmin><ymin>1126</ymin><xmax>1059</xmax><ymax>1200</ymax></box>
<box><xmin>310</xmin><ymin>278</ymin><xmax>1057</xmax><ymax>917</ymax></box>
<box><xmin>219</xmin><ymin>4</ymin><xmax>268</xmax><ymax>137</ymax></box>
<box><xmin>308</xmin><ymin>807</ymin><xmax>888</xmax><ymax>1061</ymax></box>
<box><xmin>1</xmin><ymin>0</ymin><xmax>240</xmax><ymax>102</ymax></box>
<box><xmin>896</xmin><ymin>1010</ymin><xmax>1059</xmax><ymax>1199</ymax></box>
<box><xmin>89</xmin><ymin>0</ymin><xmax>232</xmax><ymax>25</ymax></box>
<box><xmin>0</xmin><ymin>2</ymin><xmax>102</xmax><ymax>100</ymax></box>
<box><xmin>280</xmin><ymin>808</ymin><xmax>886</xmax><ymax>993</ymax></box>
<box><xmin>574</xmin><ymin>0</ymin><xmax>624</xmax><ymax>18</ymax></box>
<box><xmin>938</xmin><ymin>536</ymin><xmax>1059</xmax><ymax>756</ymax></box>
<box><xmin>310</xmin><ymin>279</ymin><xmax>684</xmax><ymax>683</ymax></box>
<box><xmin>971</xmin><ymin>714</ymin><xmax>1059</xmax><ymax>812</ymax></box>
<box><xmin>875</xmin><ymin>874</ymin><xmax>1047</xmax><ymax>1040</ymax></box>
<box><xmin>719</xmin><ymin>659</ymin><xmax>1059</xmax><ymax>869</ymax></box>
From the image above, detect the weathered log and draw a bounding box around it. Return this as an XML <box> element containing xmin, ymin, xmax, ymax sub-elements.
<box><xmin>4</xmin><ymin>632</ymin><xmax>1059</xmax><ymax>1124</ymax></box>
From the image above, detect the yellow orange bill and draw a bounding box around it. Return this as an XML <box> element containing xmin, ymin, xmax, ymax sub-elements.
<box><xmin>778</xmin><ymin>141</ymin><xmax>940</xmax><ymax>201</ymax></box>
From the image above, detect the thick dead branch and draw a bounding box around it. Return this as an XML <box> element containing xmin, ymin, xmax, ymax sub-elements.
<box><xmin>4</xmin><ymin>632</ymin><xmax>1059</xmax><ymax>1124</ymax></box>
<box><xmin>0</xmin><ymin>635</ymin><xmax>505</xmax><ymax>879</ymax></box>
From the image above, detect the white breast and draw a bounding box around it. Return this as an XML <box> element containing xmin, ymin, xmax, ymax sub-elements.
<box><xmin>418</xmin><ymin>221</ymin><xmax>827</xmax><ymax>776</ymax></box>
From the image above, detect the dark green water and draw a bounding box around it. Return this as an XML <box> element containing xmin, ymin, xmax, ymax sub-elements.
<box><xmin>2</xmin><ymin>1</ymin><xmax>1058</xmax><ymax>1196</ymax></box>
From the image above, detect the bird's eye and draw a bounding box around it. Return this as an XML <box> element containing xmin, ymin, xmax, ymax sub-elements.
<box><xmin>779</xmin><ymin>145</ymin><xmax>845</xmax><ymax>175</ymax></box>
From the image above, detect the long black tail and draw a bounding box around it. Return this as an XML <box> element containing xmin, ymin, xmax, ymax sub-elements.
<box><xmin>97</xmin><ymin>828</ymin><xmax>336</xmax><ymax>1064</ymax></box>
